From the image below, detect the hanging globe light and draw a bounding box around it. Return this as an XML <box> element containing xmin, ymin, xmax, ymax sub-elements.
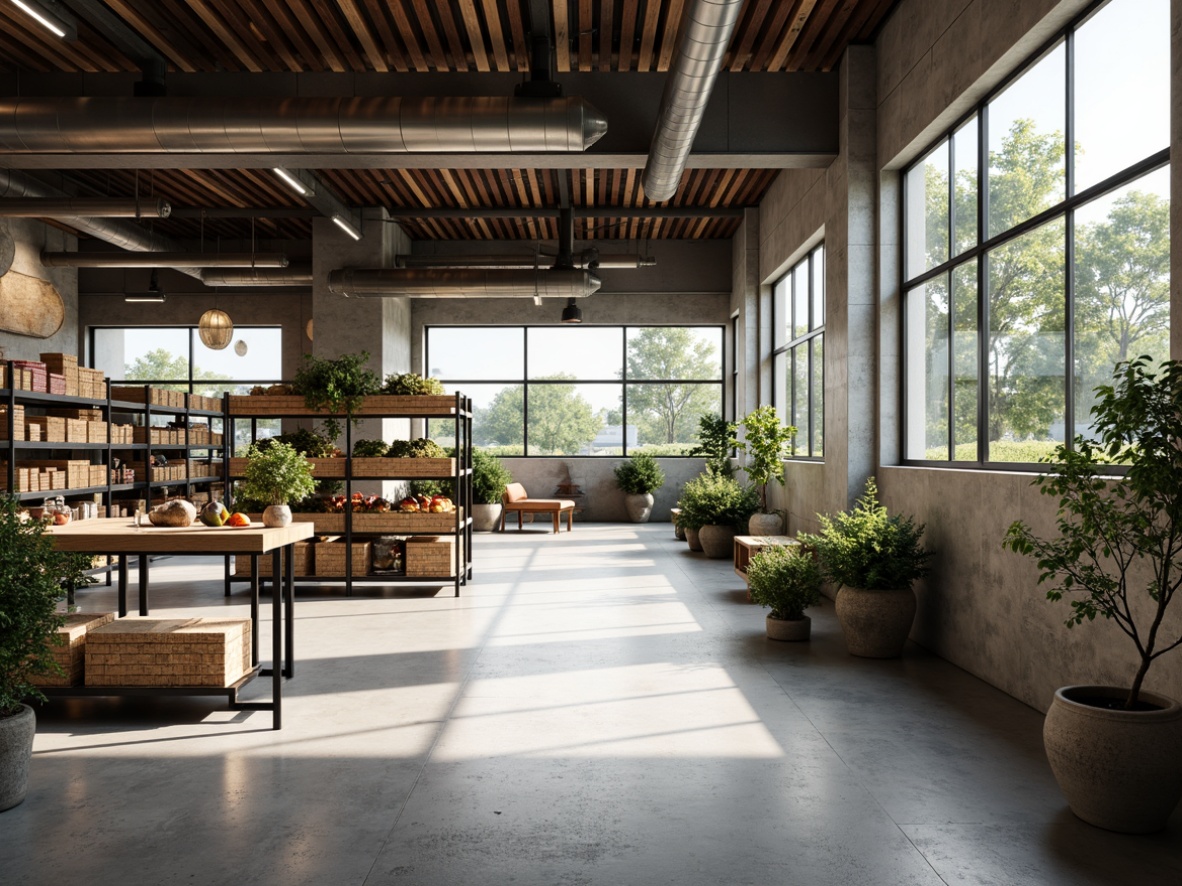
<box><xmin>234</xmin><ymin>339</ymin><xmax>248</xmax><ymax>356</ymax></box>
<box><xmin>198</xmin><ymin>308</ymin><xmax>233</xmax><ymax>350</ymax></box>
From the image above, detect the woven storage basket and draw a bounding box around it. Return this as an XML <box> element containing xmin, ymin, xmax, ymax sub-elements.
<box><xmin>32</xmin><ymin>612</ymin><xmax>116</xmax><ymax>687</ymax></box>
<box><xmin>84</xmin><ymin>618</ymin><xmax>251</xmax><ymax>688</ymax></box>
<box><xmin>314</xmin><ymin>539</ymin><xmax>372</xmax><ymax>576</ymax></box>
<box><xmin>355</xmin><ymin>457</ymin><xmax>455</xmax><ymax>478</ymax></box>
<box><xmin>405</xmin><ymin>536</ymin><xmax>464</xmax><ymax>577</ymax></box>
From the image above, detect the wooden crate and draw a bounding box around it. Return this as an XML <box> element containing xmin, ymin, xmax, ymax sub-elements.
<box><xmin>226</xmin><ymin>393</ymin><xmax>458</xmax><ymax>416</ymax></box>
<box><xmin>352</xmin><ymin>508</ymin><xmax>463</xmax><ymax>533</ymax></box>
<box><xmin>314</xmin><ymin>539</ymin><xmax>372</xmax><ymax>576</ymax></box>
<box><xmin>353</xmin><ymin>457</ymin><xmax>455</xmax><ymax>478</ymax></box>
<box><xmin>85</xmin><ymin>618</ymin><xmax>252</xmax><ymax>688</ymax></box>
<box><xmin>26</xmin><ymin>415</ymin><xmax>65</xmax><ymax>442</ymax></box>
<box><xmin>405</xmin><ymin>535</ymin><xmax>463</xmax><ymax>577</ymax></box>
<box><xmin>87</xmin><ymin>420</ymin><xmax>108</xmax><ymax>443</ymax></box>
<box><xmin>234</xmin><ymin>538</ymin><xmax>317</xmax><ymax>577</ymax></box>
<box><xmin>32</xmin><ymin>612</ymin><xmax>116</xmax><ymax>687</ymax></box>
<box><xmin>65</xmin><ymin>418</ymin><xmax>88</xmax><ymax>442</ymax></box>
<box><xmin>290</xmin><ymin>512</ymin><xmax>345</xmax><ymax>533</ymax></box>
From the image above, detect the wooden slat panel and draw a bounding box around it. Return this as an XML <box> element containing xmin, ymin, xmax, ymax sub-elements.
<box><xmin>99</xmin><ymin>0</ymin><xmax>202</xmax><ymax>72</ymax></box>
<box><xmin>637</xmin><ymin>0</ymin><xmax>661</xmax><ymax>72</ymax></box>
<box><xmin>432</xmin><ymin>1</ymin><xmax>470</xmax><ymax>71</ymax></box>
<box><xmin>405</xmin><ymin>0</ymin><xmax>445</xmax><ymax>70</ymax></box>
<box><xmin>769</xmin><ymin>0</ymin><xmax>827</xmax><ymax>70</ymax></box>
<box><xmin>657</xmin><ymin>0</ymin><xmax>686</xmax><ymax>72</ymax></box>
<box><xmin>457</xmin><ymin>0</ymin><xmax>491</xmax><ymax>71</ymax></box>
<box><xmin>617</xmin><ymin>0</ymin><xmax>640</xmax><ymax>71</ymax></box>
<box><xmin>505</xmin><ymin>1</ymin><xmax>529</xmax><ymax>72</ymax></box>
<box><xmin>598</xmin><ymin>0</ymin><xmax>615</xmax><ymax>71</ymax></box>
<box><xmin>729</xmin><ymin>0</ymin><xmax>774</xmax><ymax>71</ymax></box>
<box><xmin>480</xmin><ymin>0</ymin><xmax>511</xmax><ymax>71</ymax></box>
<box><xmin>552</xmin><ymin>0</ymin><xmax>571</xmax><ymax>72</ymax></box>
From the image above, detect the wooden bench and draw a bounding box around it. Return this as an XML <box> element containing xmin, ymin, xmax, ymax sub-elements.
<box><xmin>500</xmin><ymin>482</ymin><xmax>575</xmax><ymax>533</ymax></box>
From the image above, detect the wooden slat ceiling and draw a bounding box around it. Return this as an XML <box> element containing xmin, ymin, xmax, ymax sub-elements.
<box><xmin>0</xmin><ymin>1</ymin><xmax>896</xmax><ymax>242</ymax></box>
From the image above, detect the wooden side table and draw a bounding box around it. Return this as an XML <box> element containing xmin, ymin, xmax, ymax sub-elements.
<box><xmin>733</xmin><ymin>535</ymin><xmax>802</xmax><ymax>584</ymax></box>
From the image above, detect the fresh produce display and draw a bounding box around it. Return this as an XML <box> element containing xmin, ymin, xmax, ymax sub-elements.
<box><xmin>227</xmin><ymin>512</ymin><xmax>252</xmax><ymax>527</ymax></box>
<box><xmin>200</xmin><ymin>501</ymin><xmax>230</xmax><ymax>527</ymax></box>
<box><xmin>381</xmin><ymin>372</ymin><xmax>445</xmax><ymax>396</ymax></box>
<box><xmin>397</xmin><ymin>494</ymin><xmax>454</xmax><ymax>513</ymax></box>
<box><xmin>385</xmin><ymin>438</ymin><xmax>448</xmax><ymax>459</ymax></box>
<box><xmin>148</xmin><ymin>499</ymin><xmax>197</xmax><ymax>527</ymax></box>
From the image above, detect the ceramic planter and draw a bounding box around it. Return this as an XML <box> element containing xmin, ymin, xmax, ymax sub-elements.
<box><xmin>0</xmin><ymin>705</ymin><xmax>35</xmax><ymax>812</ymax></box>
<box><xmin>1043</xmin><ymin>685</ymin><xmax>1182</xmax><ymax>833</ymax></box>
<box><xmin>624</xmin><ymin>492</ymin><xmax>654</xmax><ymax>523</ymax></box>
<box><xmin>262</xmin><ymin>504</ymin><xmax>292</xmax><ymax>527</ymax></box>
<box><xmin>471</xmin><ymin>503</ymin><xmax>503</xmax><ymax>532</ymax></box>
<box><xmin>685</xmin><ymin>527</ymin><xmax>703</xmax><ymax>552</ymax></box>
<box><xmin>698</xmin><ymin>524</ymin><xmax>736</xmax><ymax>559</ymax></box>
<box><xmin>748</xmin><ymin>512</ymin><xmax>783</xmax><ymax>536</ymax></box>
<box><xmin>766</xmin><ymin>614</ymin><xmax>810</xmax><ymax>642</ymax></box>
<box><xmin>833</xmin><ymin>586</ymin><xmax>916</xmax><ymax>658</ymax></box>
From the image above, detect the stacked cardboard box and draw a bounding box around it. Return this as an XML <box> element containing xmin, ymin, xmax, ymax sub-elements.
<box><xmin>40</xmin><ymin>352</ymin><xmax>79</xmax><ymax>397</ymax></box>
<box><xmin>0</xmin><ymin>405</ymin><xmax>25</xmax><ymax>441</ymax></box>
<box><xmin>77</xmin><ymin>367</ymin><xmax>106</xmax><ymax>399</ymax></box>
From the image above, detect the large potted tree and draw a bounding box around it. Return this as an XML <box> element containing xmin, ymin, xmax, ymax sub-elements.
<box><xmin>736</xmin><ymin>405</ymin><xmax>796</xmax><ymax>536</ymax></box>
<box><xmin>1004</xmin><ymin>356</ymin><xmax>1182</xmax><ymax>834</ymax></box>
<box><xmin>614</xmin><ymin>453</ymin><xmax>665</xmax><ymax>523</ymax></box>
<box><xmin>471</xmin><ymin>450</ymin><xmax>513</xmax><ymax>532</ymax></box>
<box><xmin>746</xmin><ymin>544</ymin><xmax>823</xmax><ymax>641</ymax></box>
<box><xmin>0</xmin><ymin>496</ymin><xmax>76</xmax><ymax>811</ymax></box>
<box><xmin>802</xmin><ymin>478</ymin><xmax>931</xmax><ymax>658</ymax></box>
<box><xmin>239</xmin><ymin>440</ymin><xmax>317</xmax><ymax>527</ymax></box>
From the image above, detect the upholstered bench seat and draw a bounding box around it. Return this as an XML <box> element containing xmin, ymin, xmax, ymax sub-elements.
<box><xmin>500</xmin><ymin>482</ymin><xmax>575</xmax><ymax>533</ymax></box>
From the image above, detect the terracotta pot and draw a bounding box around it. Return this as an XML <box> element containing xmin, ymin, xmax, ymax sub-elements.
<box><xmin>698</xmin><ymin>524</ymin><xmax>736</xmax><ymax>559</ymax></box>
<box><xmin>1043</xmin><ymin>685</ymin><xmax>1182</xmax><ymax>833</ymax></box>
<box><xmin>262</xmin><ymin>504</ymin><xmax>292</xmax><ymax>527</ymax></box>
<box><xmin>766</xmin><ymin>614</ymin><xmax>810</xmax><ymax>642</ymax></box>
<box><xmin>833</xmin><ymin>586</ymin><xmax>916</xmax><ymax>658</ymax></box>
<box><xmin>625</xmin><ymin>493</ymin><xmax>654</xmax><ymax>523</ymax></box>
<box><xmin>0</xmin><ymin>705</ymin><xmax>35</xmax><ymax>812</ymax></box>
<box><xmin>471</xmin><ymin>503</ymin><xmax>502</xmax><ymax>532</ymax></box>
<box><xmin>685</xmin><ymin>527</ymin><xmax>703</xmax><ymax>552</ymax></box>
<box><xmin>748</xmin><ymin>512</ymin><xmax>784</xmax><ymax>536</ymax></box>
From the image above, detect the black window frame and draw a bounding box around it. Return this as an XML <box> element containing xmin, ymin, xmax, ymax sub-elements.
<box><xmin>772</xmin><ymin>244</ymin><xmax>825</xmax><ymax>460</ymax></box>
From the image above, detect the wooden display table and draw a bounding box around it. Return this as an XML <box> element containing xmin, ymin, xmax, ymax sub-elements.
<box><xmin>45</xmin><ymin>519</ymin><xmax>313</xmax><ymax>729</ymax></box>
<box><xmin>733</xmin><ymin>535</ymin><xmax>803</xmax><ymax>584</ymax></box>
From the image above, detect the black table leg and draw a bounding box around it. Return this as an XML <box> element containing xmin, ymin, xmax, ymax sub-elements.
<box><xmin>271</xmin><ymin>546</ymin><xmax>282</xmax><ymax>730</ymax></box>
<box><xmin>250</xmin><ymin>555</ymin><xmax>259</xmax><ymax>667</ymax></box>
<box><xmin>118</xmin><ymin>557</ymin><xmax>128</xmax><ymax>617</ymax></box>
<box><xmin>284</xmin><ymin>542</ymin><xmax>294</xmax><ymax>679</ymax></box>
<box><xmin>138</xmin><ymin>554</ymin><xmax>149</xmax><ymax>616</ymax></box>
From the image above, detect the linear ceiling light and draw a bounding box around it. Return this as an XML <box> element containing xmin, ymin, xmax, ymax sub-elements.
<box><xmin>12</xmin><ymin>0</ymin><xmax>67</xmax><ymax>37</ymax></box>
<box><xmin>272</xmin><ymin>167</ymin><xmax>311</xmax><ymax>197</ymax></box>
<box><xmin>331</xmin><ymin>214</ymin><xmax>362</xmax><ymax>241</ymax></box>
<box><xmin>125</xmin><ymin>271</ymin><xmax>166</xmax><ymax>303</ymax></box>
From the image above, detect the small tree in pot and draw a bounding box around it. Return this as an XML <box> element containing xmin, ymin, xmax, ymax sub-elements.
<box><xmin>614</xmin><ymin>453</ymin><xmax>665</xmax><ymax>523</ymax></box>
<box><xmin>1003</xmin><ymin>356</ymin><xmax>1182</xmax><ymax>833</ymax></box>
<box><xmin>689</xmin><ymin>414</ymin><xmax>737</xmax><ymax>478</ymax></box>
<box><xmin>471</xmin><ymin>450</ymin><xmax>513</xmax><ymax>532</ymax></box>
<box><xmin>240</xmin><ymin>440</ymin><xmax>317</xmax><ymax>527</ymax></box>
<box><xmin>736</xmin><ymin>406</ymin><xmax>796</xmax><ymax>535</ymax></box>
<box><xmin>801</xmin><ymin>478</ymin><xmax>931</xmax><ymax>658</ymax></box>
<box><xmin>747</xmin><ymin>544</ymin><xmax>822</xmax><ymax>641</ymax></box>
<box><xmin>678</xmin><ymin>474</ymin><xmax>759</xmax><ymax>559</ymax></box>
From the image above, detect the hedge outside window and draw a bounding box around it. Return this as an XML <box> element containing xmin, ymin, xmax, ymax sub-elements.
<box><xmin>772</xmin><ymin>244</ymin><xmax>824</xmax><ymax>459</ymax></box>
<box><xmin>425</xmin><ymin>325</ymin><xmax>724</xmax><ymax>456</ymax></box>
<box><xmin>902</xmin><ymin>0</ymin><xmax>1169</xmax><ymax>466</ymax></box>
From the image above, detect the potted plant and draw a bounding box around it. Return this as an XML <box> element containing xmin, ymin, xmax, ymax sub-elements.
<box><xmin>689</xmin><ymin>414</ymin><xmax>737</xmax><ymax>478</ymax></box>
<box><xmin>678</xmin><ymin>473</ymin><xmax>759</xmax><ymax>559</ymax></box>
<box><xmin>614</xmin><ymin>453</ymin><xmax>665</xmax><ymax>523</ymax></box>
<box><xmin>0</xmin><ymin>495</ymin><xmax>72</xmax><ymax>811</ymax></box>
<box><xmin>239</xmin><ymin>440</ymin><xmax>317</xmax><ymax>527</ymax></box>
<box><xmin>1003</xmin><ymin>356</ymin><xmax>1182</xmax><ymax>833</ymax></box>
<box><xmin>292</xmin><ymin>351</ymin><xmax>381</xmax><ymax>443</ymax></box>
<box><xmin>472</xmin><ymin>450</ymin><xmax>513</xmax><ymax>532</ymax></box>
<box><xmin>736</xmin><ymin>405</ymin><xmax>796</xmax><ymax>535</ymax></box>
<box><xmin>801</xmin><ymin>478</ymin><xmax>931</xmax><ymax>658</ymax></box>
<box><xmin>747</xmin><ymin>544</ymin><xmax>823</xmax><ymax>641</ymax></box>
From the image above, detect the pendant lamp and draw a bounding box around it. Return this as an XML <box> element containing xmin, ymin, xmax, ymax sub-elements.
<box><xmin>198</xmin><ymin>308</ymin><xmax>233</xmax><ymax>350</ymax></box>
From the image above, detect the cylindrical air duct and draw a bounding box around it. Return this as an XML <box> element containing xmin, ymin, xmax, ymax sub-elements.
<box><xmin>328</xmin><ymin>268</ymin><xmax>601</xmax><ymax>299</ymax></box>
<box><xmin>0</xmin><ymin>197</ymin><xmax>170</xmax><ymax>218</ymax></box>
<box><xmin>40</xmin><ymin>251</ymin><xmax>289</xmax><ymax>268</ymax></box>
<box><xmin>201</xmin><ymin>266</ymin><xmax>313</xmax><ymax>287</ymax></box>
<box><xmin>396</xmin><ymin>253</ymin><xmax>655</xmax><ymax>270</ymax></box>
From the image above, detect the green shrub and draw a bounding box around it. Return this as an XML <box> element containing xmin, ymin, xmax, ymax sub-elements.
<box><xmin>253</xmin><ymin>426</ymin><xmax>335</xmax><ymax>458</ymax></box>
<box><xmin>352</xmin><ymin>439</ymin><xmax>390</xmax><ymax>458</ymax></box>
<box><xmin>292</xmin><ymin>352</ymin><xmax>380</xmax><ymax>415</ymax></box>
<box><xmin>801</xmin><ymin>478</ymin><xmax>931</xmax><ymax>591</ymax></box>
<box><xmin>239</xmin><ymin>441</ymin><xmax>317</xmax><ymax>506</ymax></box>
<box><xmin>678</xmin><ymin>474</ymin><xmax>759</xmax><ymax>531</ymax></box>
<box><xmin>386</xmin><ymin>438</ymin><xmax>448</xmax><ymax>459</ymax></box>
<box><xmin>382</xmin><ymin>372</ymin><xmax>445</xmax><ymax>395</ymax></box>
<box><xmin>747</xmin><ymin>546</ymin><xmax>823</xmax><ymax>620</ymax></box>
<box><xmin>472</xmin><ymin>450</ymin><xmax>513</xmax><ymax>505</ymax></box>
<box><xmin>614</xmin><ymin>453</ymin><xmax>665</xmax><ymax>495</ymax></box>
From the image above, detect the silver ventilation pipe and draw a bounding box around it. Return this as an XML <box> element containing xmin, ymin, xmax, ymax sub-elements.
<box><xmin>641</xmin><ymin>0</ymin><xmax>745</xmax><ymax>201</ymax></box>
<box><xmin>40</xmin><ymin>251</ymin><xmax>289</xmax><ymax>268</ymax></box>
<box><xmin>0</xmin><ymin>96</ymin><xmax>608</xmax><ymax>154</ymax></box>
<box><xmin>202</xmin><ymin>266</ymin><xmax>314</xmax><ymax>287</ymax></box>
<box><xmin>396</xmin><ymin>253</ymin><xmax>655</xmax><ymax>270</ymax></box>
<box><xmin>0</xmin><ymin>197</ymin><xmax>171</xmax><ymax>218</ymax></box>
<box><xmin>328</xmin><ymin>268</ymin><xmax>601</xmax><ymax>299</ymax></box>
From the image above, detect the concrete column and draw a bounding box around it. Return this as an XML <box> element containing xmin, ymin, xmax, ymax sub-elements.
<box><xmin>730</xmin><ymin>208</ymin><xmax>762</xmax><ymax>419</ymax></box>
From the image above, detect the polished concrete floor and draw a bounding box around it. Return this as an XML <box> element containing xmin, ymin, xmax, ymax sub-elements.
<box><xmin>4</xmin><ymin>523</ymin><xmax>1181</xmax><ymax>885</ymax></box>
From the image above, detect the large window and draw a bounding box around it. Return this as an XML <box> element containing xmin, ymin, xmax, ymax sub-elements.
<box><xmin>426</xmin><ymin>325</ymin><xmax>724</xmax><ymax>456</ymax></box>
<box><xmin>903</xmin><ymin>0</ymin><xmax>1169</xmax><ymax>465</ymax></box>
<box><xmin>772</xmin><ymin>244</ymin><xmax>825</xmax><ymax>458</ymax></box>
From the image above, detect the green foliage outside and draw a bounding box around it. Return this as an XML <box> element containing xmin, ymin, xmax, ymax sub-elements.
<box><xmin>690</xmin><ymin>414</ymin><xmax>737</xmax><ymax>477</ymax></box>
<box><xmin>0</xmin><ymin>496</ymin><xmax>96</xmax><ymax>714</ymax></box>
<box><xmin>613</xmin><ymin>453</ymin><xmax>665</xmax><ymax>495</ymax></box>
<box><xmin>919</xmin><ymin>119</ymin><xmax>1168</xmax><ymax>461</ymax></box>
<box><xmin>240</xmin><ymin>441</ymin><xmax>317</xmax><ymax>506</ymax></box>
<box><xmin>737</xmin><ymin>406</ymin><xmax>796</xmax><ymax>512</ymax></box>
<box><xmin>747</xmin><ymin>546</ymin><xmax>823</xmax><ymax>621</ymax></box>
<box><xmin>625</xmin><ymin>328</ymin><xmax>720</xmax><ymax>445</ymax></box>
<box><xmin>478</xmin><ymin>375</ymin><xmax>602</xmax><ymax>455</ymax></box>
<box><xmin>472</xmin><ymin>450</ymin><xmax>513</xmax><ymax>505</ymax></box>
<box><xmin>677</xmin><ymin>474</ymin><xmax>759</xmax><ymax>531</ymax></box>
<box><xmin>1003</xmin><ymin>357</ymin><xmax>1182</xmax><ymax>709</ymax></box>
<box><xmin>125</xmin><ymin>348</ymin><xmax>229</xmax><ymax>392</ymax></box>
<box><xmin>801</xmin><ymin>478</ymin><xmax>932</xmax><ymax>592</ymax></box>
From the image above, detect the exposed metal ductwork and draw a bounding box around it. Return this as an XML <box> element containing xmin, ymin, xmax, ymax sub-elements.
<box><xmin>641</xmin><ymin>0</ymin><xmax>745</xmax><ymax>202</ymax></box>
<box><xmin>201</xmin><ymin>266</ymin><xmax>314</xmax><ymax>287</ymax></box>
<box><xmin>0</xmin><ymin>96</ymin><xmax>608</xmax><ymax>154</ymax></box>
<box><xmin>40</xmin><ymin>251</ymin><xmax>289</xmax><ymax>268</ymax></box>
<box><xmin>0</xmin><ymin>197</ymin><xmax>170</xmax><ymax>218</ymax></box>
<box><xmin>396</xmin><ymin>253</ymin><xmax>655</xmax><ymax>270</ymax></box>
<box><xmin>328</xmin><ymin>267</ymin><xmax>601</xmax><ymax>299</ymax></box>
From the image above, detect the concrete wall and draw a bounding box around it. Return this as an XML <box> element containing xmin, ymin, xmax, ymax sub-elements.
<box><xmin>0</xmin><ymin>219</ymin><xmax>79</xmax><ymax>361</ymax></box>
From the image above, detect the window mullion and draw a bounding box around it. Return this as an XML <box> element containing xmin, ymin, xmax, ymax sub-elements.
<box><xmin>1064</xmin><ymin>27</ymin><xmax>1076</xmax><ymax>450</ymax></box>
<box><xmin>978</xmin><ymin>103</ymin><xmax>990</xmax><ymax>465</ymax></box>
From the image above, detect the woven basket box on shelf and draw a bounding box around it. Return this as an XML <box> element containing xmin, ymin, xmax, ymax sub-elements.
<box><xmin>234</xmin><ymin>538</ymin><xmax>319</xmax><ymax>578</ymax></box>
<box><xmin>226</xmin><ymin>394</ymin><xmax>458</xmax><ymax>416</ymax></box>
<box><xmin>353</xmin><ymin>457</ymin><xmax>455</xmax><ymax>478</ymax></box>
<box><xmin>84</xmin><ymin>618</ymin><xmax>252</xmax><ymax>688</ymax></box>
<box><xmin>314</xmin><ymin>539</ymin><xmax>372</xmax><ymax>576</ymax></box>
<box><xmin>32</xmin><ymin>612</ymin><xmax>116</xmax><ymax>687</ymax></box>
<box><xmin>289</xmin><ymin>512</ymin><xmax>345</xmax><ymax>533</ymax></box>
<box><xmin>352</xmin><ymin>508</ymin><xmax>463</xmax><ymax>533</ymax></box>
<box><xmin>405</xmin><ymin>535</ymin><xmax>463</xmax><ymax>577</ymax></box>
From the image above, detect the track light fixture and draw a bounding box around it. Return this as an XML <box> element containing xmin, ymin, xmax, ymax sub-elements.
<box><xmin>12</xmin><ymin>0</ymin><xmax>68</xmax><ymax>38</ymax></box>
<box><xmin>124</xmin><ymin>270</ymin><xmax>166</xmax><ymax>303</ymax></box>
<box><xmin>560</xmin><ymin>298</ymin><xmax>583</xmax><ymax>324</ymax></box>
<box><xmin>272</xmin><ymin>167</ymin><xmax>312</xmax><ymax>197</ymax></box>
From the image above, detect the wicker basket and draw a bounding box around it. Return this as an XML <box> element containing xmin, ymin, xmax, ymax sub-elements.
<box><xmin>353</xmin><ymin>457</ymin><xmax>455</xmax><ymax>478</ymax></box>
<box><xmin>405</xmin><ymin>536</ymin><xmax>464</xmax><ymax>577</ymax></box>
<box><xmin>84</xmin><ymin>618</ymin><xmax>252</xmax><ymax>688</ymax></box>
<box><xmin>314</xmin><ymin>539</ymin><xmax>372</xmax><ymax>576</ymax></box>
<box><xmin>31</xmin><ymin>612</ymin><xmax>116</xmax><ymax>687</ymax></box>
<box><xmin>352</xmin><ymin>508</ymin><xmax>462</xmax><ymax>533</ymax></box>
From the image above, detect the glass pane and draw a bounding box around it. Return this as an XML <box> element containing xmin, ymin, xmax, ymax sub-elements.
<box><xmin>951</xmin><ymin>262</ymin><xmax>979</xmax><ymax>461</ymax></box>
<box><xmin>987</xmin><ymin>218</ymin><xmax>1066</xmax><ymax>462</ymax></box>
<box><xmin>904</xmin><ymin>139</ymin><xmax>949</xmax><ymax>278</ymax></box>
<box><xmin>1073</xmin><ymin>166</ymin><xmax>1170</xmax><ymax>440</ymax></box>
<box><xmin>987</xmin><ymin>42</ymin><xmax>1066</xmax><ymax>237</ymax></box>
<box><xmin>627</xmin><ymin>383</ymin><xmax>719</xmax><ymax>454</ymax></box>
<box><xmin>463</xmin><ymin>383</ymin><xmax>525</xmax><ymax>455</ymax></box>
<box><xmin>526</xmin><ymin>381</ymin><xmax>615</xmax><ymax>455</ymax></box>
<box><xmin>811</xmin><ymin>246</ymin><xmax>825</xmax><ymax>327</ymax></box>
<box><xmin>792</xmin><ymin>263</ymin><xmax>809</xmax><ymax>339</ymax></box>
<box><xmin>810</xmin><ymin>336</ymin><xmax>823</xmax><ymax>457</ymax></box>
<box><xmin>1074</xmin><ymin>0</ymin><xmax>1169</xmax><ymax>193</ymax></box>
<box><xmin>773</xmin><ymin>275</ymin><xmax>790</xmax><ymax>350</ymax></box>
<box><xmin>93</xmin><ymin>327</ymin><xmax>190</xmax><ymax>384</ymax></box>
<box><xmin>529</xmin><ymin>327</ymin><xmax>621</xmax><ymax>380</ymax></box>
<box><xmin>773</xmin><ymin>352</ymin><xmax>787</xmax><ymax>418</ymax></box>
<box><xmin>952</xmin><ymin>117</ymin><xmax>979</xmax><ymax>255</ymax></box>
<box><xmin>926</xmin><ymin>274</ymin><xmax>950</xmax><ymax>460</ymax></box>
<box><xmin>193</xmin><ymin>327</ymin><xmax>282</xmax><ymax>391</ymax></box>
<box><xmin>791</xmin><ymin>346</ymin><xmax>808</xmax><ymax>433</ymax></box>
<box><xmin>428</xmin><ymin>327</ymin><xmax>523</xmax><ymax>379</ymax></box>
<box><xmin>232</xmin><ymin>417</ymin><xmax>281</xmax><ymax>456</ymax></box>
<box><xmin>626</xmin><ymin>327</ymin><xmax>722</xmax><ymax>380</ymax></box>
